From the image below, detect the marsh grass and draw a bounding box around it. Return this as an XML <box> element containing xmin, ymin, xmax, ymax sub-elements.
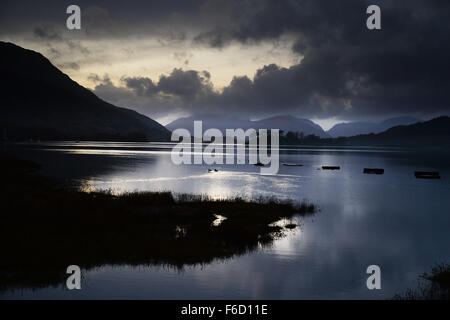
<box><xmin>0</xmin><ymin>153</ymin><xmax>316</xmax><ymax>291</ymax></box>
<box><xmin>393</xmin><ymin>263</ymin><xmax>450</xmax><ymax>300</ymax></box>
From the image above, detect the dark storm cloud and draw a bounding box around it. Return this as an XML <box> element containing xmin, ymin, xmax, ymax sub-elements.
<box><xmin>121</xmin><ymin>69</ymin><xmax>213</xmax><ymax>100</ymax></box>
<box><xmin>86</xmin><ymin>0</ymin><xmax>450</xmax><ymax>120</ymax></box>
<box><xmin>123</xmin><ymin>77</ymin><xmax>159</xmax><ymax>96</ymax></box>
<box><xmin>0</xmin><ymin>0</ymin><xmax>202</xmax><ymax>38</ymax></box>
<box><xmin>190</xmin><ymin>0</ymin><xmax>450</xmax><ymax>119</ymax></box>
<box><xmin>31</xmin><ymin>25</ymin><xmax>90</xmax><ymax>57</ymax></box>
<box><xmin>2</xmin><ymin>0</ymin><xmax>450</xmax><ymax>120</ymax></box>
<box><xmin>90</xmin><ymin>69</ymin><xmax>216</xmax><ymax>117</ymax></box>
<box><xmin>157</xmin><ymin>69</ymin><xmax>212</xmax><ymax>100</ymax></box>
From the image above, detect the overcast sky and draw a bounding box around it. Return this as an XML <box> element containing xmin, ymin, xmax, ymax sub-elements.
<box><xmin>1</xmin><ymin>0</ymin><xmax>449</xmax><ymax>127</ymax></box>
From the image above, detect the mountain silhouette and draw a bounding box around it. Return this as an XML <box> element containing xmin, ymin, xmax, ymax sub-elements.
<box><xmin>0</xmin><ymin>42</ymin><xmax>170</xmax><ymax>141</ymax></box>
<box><xmin>327</xmin><ymin>116</ymin><xmax>421</xmax><ymax>137</ymax></box>
<box><xmin>166</xmin><ymin>114</ymin><xmax>329</xmax><ymax>138</ymax></box>
<box><xmin>355</xmin><ymin>116</ymin><xmax>450</xmax><ymax>146</ymax></box>
<box><xmin>321</xmin><ymin>116</ymin><xmax>450</xmax><ymax>147</ymax></box>
<box><xmin>251</xmin><ymin>115</ymin><xmax>329</xmax><ymax>138</ymax></box>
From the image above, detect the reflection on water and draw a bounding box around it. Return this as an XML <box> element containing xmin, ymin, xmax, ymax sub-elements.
<box><xmin>2</xmin><ymin>142</ymin><xmax>450</xmax><ymax>299</ymax></box>
<box><xmin>211</xmin><ymin>214</ymin><xmax>228</xmax><ymax>227</ymax></box>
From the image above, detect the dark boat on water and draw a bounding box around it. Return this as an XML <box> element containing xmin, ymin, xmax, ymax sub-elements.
<box><xmin>363</xmin><ymin>168</ymin><xmax>384</xmax><ymax>175</ymax></box>
<box><xmin>283</xmin><ymin>163</ymin><xmax>304</xmax><ymax>167</ymax></box>
<box><xmin>322</xmin><ymin>166</ymin><xmax>340</xmax><ymax>170</ymax></box>
<box><xmin>414</xmin><ymin>171</ymin><xmax>440</xmax><ymax>179</ymax></box>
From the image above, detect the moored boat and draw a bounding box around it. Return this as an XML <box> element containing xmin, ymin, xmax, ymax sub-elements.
<box><xmin>322</xmin><ymin>166</ymin><xmax>340</xmax><ymax>170</ymax></box>
<box><xmin>414</xmin><ymin>171</ymin><xmax>440</xmax><ymax>179</ymax></box>
<box><xmin>363</xmin><ymin>168</ymin><xmax>384</xmax><ymax>174</ymax></box>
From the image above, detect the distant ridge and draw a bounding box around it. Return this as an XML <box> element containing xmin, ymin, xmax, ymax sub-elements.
<box><xmin>286</xmin><ymin>116</ymin><xmax>450</xmax><ymax>147</ymax></box>
<box><xmin>250</xmin><ymin>115</ymin><xmax>329</xmax><ymax>138</ymax></box>
<box><xmin>327</xmin><ymin>116</ymin><xmax>421</xmax><ymax>137</ymax></box>
<box><xmin>0</xmin><ymin>42</ymin><xmax>170</xmax><ymax>141</ymax></box>
<box><xmin>351</xmin><ymin>116</ymin><xmax>450</xmax><ymax>146</ymax></box>
<box><xmin>166</xmin><ymin>114</ymin><xmax>329</xmax><ymax>138</ymax></box>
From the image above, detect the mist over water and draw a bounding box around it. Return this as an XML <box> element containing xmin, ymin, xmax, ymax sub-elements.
<box><xmin>2</xmin><ymin>142</ymin><xmax>450</xmax><ymax>299</ymax></box>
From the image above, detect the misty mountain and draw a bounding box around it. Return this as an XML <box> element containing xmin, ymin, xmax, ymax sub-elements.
<box><xmin>292</xmin><ymin>116</ymin><xmax>450</xmax><ymax>147</ymax></box>
<box><xmin>252</xmin><ymin>115</ymin><xmax>328</xmax><ymax>138</ymax></box>
<box><xmin>344</xmin><ymin>116</ymin><xmax>450</xmax><ymax>147</ymax></box>
<box><xmin>166</xmin><ymin>115</ymin><xmax>329</xmax><ymax>138</ymax></box>
<box><xmin>166</xmin><ymin>116</ymin><xmax>250</xmax><ymax>135</ymax></box>
<box><xmin>0</xmin><ymin>42</ymin><xmax>170</xmax><ymax>141</ymax></box>
<box><xmin>327</xmin><ymin>116</ymin><xmax>421</xmax><ymax>137</ymax></box>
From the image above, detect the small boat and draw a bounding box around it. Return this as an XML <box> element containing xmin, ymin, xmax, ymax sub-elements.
<box><xmin>254</xmin><ymin>162</ymin><xmax>265</xmax><ymax>167</ymax></box>
<box><xmin>322</xmin><ymin>166</ymin><xmax>340</xmax><ymax>170</ymax></box>
<box><xmin>414</xmin><ymin>171</ymin><xmax>440</xmax><ymax>179</ymax></box>
<box><xmin>208</xmin><ymin>169</ymin><xmax>213</xmax><ymax>172</ymax></box>
<box><xmin>283</xmin><ymin>163</ymin><xmax>304</xmax><ymax>167</ymax></box>
<box><xmin>214</xmin><ymin>169</ymin><xmax>218</xmax><ymax>172</ymax></box>
<box><xmin>363</xmin><ymin>168</ymin><xmax>384</xmax><ymax>175</ymax></box>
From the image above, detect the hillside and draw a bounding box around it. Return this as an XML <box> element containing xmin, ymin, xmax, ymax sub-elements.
<box><xmin>350</xmin><ymin>116</ymin><xmax>450</xmax><ymax>146</ymax></box>
<box><xmin>327</xmin><ymin>116</ymin><xmax>421</xmax><ymax>137</ymax></box>
<box><xmin>0</xmin><ymin>42</ymin><xmax>170</xmax><ymax>141</ymax></box>
<box><xmin>286</xmin><ymin>116</ymin><xmax>450</xmax><ymax>147</ymax></box>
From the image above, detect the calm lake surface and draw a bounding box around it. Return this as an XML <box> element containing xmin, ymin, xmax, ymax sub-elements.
<box><xmin>2</xmin><ymin>142</ymin><xmax>450</xmax><ymax>299</ymax></box>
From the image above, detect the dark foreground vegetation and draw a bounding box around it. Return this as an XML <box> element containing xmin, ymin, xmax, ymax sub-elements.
<box><xmin>0</xmin><ymin>153</ymin><xmax>315</xmax><ymax>291</ymax></box>
<box><xmin>393</xmin><ymin>263</ymin><xmax>450</xmax><ymax>300</ymax></box>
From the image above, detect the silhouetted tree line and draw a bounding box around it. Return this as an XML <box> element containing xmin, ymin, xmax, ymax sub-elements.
<box><xmin>279</xmin><ymin>130</ymin><xmax>322</xmax><ymax>145</ymax></box>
